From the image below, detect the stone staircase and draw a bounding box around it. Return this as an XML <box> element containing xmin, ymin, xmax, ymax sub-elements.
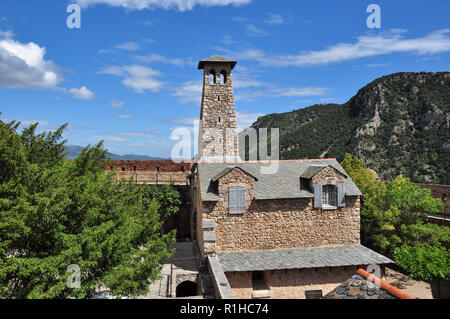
<box><xmin>202</xmin><ymin>219</ymin><xmax>217</xmax><ymax>255</ymax></box>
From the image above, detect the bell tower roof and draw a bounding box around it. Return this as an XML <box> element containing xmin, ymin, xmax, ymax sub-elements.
<box><xmin>198</xmin><ymin>55</ymin><xmax>237</xmax><ymax>70</ymax></box>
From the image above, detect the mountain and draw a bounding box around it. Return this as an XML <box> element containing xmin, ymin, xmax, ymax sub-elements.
<box><xmin>65</xmin><ymin>145</ymin><xmax>165</xmax><ymax>160</ymax></box>
<box><xmin>250</xmin><ymin>72</ymin><xmax>450</xmax><ymax>184</ymax></box>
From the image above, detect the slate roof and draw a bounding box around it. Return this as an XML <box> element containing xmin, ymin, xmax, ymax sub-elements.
<box><xmin>198</xmin><ymin>56</ymin><xmax>237</xmax><ymax>70</ymax></box>
<box><xmin>216</xmin><ymin>245</ymin><xmax>393</xmax><ymax>272</ymax></box>
<box><xmin>324</xmin><ymin>274</ymin><xmax>397</xmax><ymax>299</ymax></box>
<box><xmin>195</xmin><ymin>159</ymin><xmax>362</xmax><ymax>201</ymax></box>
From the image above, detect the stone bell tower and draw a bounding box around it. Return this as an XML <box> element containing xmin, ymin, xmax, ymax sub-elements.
<box><xmin>198</xmin><ymin>56</ymin><xmax>239</xmax><ymax>161</ymax></box>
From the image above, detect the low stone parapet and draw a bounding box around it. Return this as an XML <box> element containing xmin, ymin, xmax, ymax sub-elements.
<box><xmin>207</xmin><ymin>256</ymin><xmax>234</xmax><ymax>299</ymax></box>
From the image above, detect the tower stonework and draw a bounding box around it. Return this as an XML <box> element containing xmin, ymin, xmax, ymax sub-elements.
<box><xmin>198</xmin><ymin>56</ymin><xmax>239</xmax><ymax>162</ymax></box>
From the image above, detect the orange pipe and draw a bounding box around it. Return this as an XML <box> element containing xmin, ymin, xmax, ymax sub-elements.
<box><xmin>357</xmin><ymin>268</ymin><xmax>415</xmax><ymax>299</ymax></box>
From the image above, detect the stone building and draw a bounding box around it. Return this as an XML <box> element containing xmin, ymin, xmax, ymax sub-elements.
<box><xmin>191</xmin><ymin>56</ymin><xmax>393</xmax><ymax>299</ymax></box>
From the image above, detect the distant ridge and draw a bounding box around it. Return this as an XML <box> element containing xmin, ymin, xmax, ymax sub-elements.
<box><xmin>66</xmin><ymin>145</ymin><xmax>166</xmax><ymax>160</ymax></box>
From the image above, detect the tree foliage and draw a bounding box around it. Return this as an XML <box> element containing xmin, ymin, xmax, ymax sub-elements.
<box><xmin>341</xmin><ymin>153</ymin><xmax>449</xmax><ymax>281</ymax></box>
<box><xmin>0</xmin><ymin>118</ymin><xmax>177</xmax><ymax>298</ymax></box>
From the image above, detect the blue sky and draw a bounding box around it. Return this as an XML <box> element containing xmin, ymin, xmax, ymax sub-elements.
<box><xmin>0</xmin><ymin>0</ymin><xmax>449</xmax><ymax>157</ymax></box>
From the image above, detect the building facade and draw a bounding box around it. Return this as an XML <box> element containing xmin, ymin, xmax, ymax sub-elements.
<box><xmin>191</xmin><ymin>56</ymin><xmax>392</xmax><ymax>299</ymax></box>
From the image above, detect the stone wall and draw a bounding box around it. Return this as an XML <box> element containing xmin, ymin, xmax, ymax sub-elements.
<box><xmin>225</xmin><ymin>266</ymin><xmax>360</xmax><ymax>299</ymax></box>
<box><xmin>311</xmin><ymin>166</ymin><xmax>346</xmax><ymax>186</ymax></box>
<box><xmin>106</xmin><ymin>160</ymin><xmax>191</xmax><ymax>185</ymax></box>
<box><xmin>113</xmin><ymin>171</ymin><xmax>189</xmax><ymax>185</ymax></box>
<box><xmin>106</xmin><ymin>160</ymin><xmax>191</xmax><ymax>172</ymax></box>
<box><xmin>202</xmin><ymin>196</ymin><xmax>360</xmax><ymax>252</ymax></box>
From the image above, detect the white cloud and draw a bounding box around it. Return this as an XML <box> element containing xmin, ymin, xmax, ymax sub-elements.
<box><xmin>0</xmin><ymin>38</ymin><xmax>62</xmax><ymax>89</ymax></box>
<box><xmin>98</xmin><ymin>65</ymin><xmax>125</xmax><ymax>76</ymax></box>
<box><xmin>172</xmin><ymin>80</ymin><xmax>203</xmax><ymax>103</ymax></box>
<box><xmin>134</xmin><ymin>53</ymin><xmax>193</xmax><ymax>67</ymax></box>
<box><xmin>87</xmin><ymin>130</ymin><xmax>159</xmax><ymax>143</ymax></box>
<box><xmin>246</xmin><ymin>24</ymin><xmax>269</xmax><ymax>37</ymax></box>
<box><xmin>270</xmin><ymin>87</ymin><xmax>331</xmax><ymax>97</ymax></box>
<box><xmin>98</xmin><ymin>64</ymin><xmax>165</xmax><ymax>93</ymax></box>
<box><xmin>69</xmin><ymin>86</ymin><xmax>95</xmax><ymax>100</ymax></box>
<box><xmin>0</xmin><ymin>29</ymin><xmax>14</xmax><ymax>39</ymax></box>
<box><xmin>117</xmin><ymin>114</ymin><xmax>133</xmax><ymax>119</ymax></box>
<box><xmin>3</xmin><ymin>118</ymin><xmax>52</xmax><ymax>128</ymax></box>
<box><xmin>87</xmin><ymin>135</ymin><xmax>128</xmax><ymax>142</ymax></box>
<box><xmin>76</xmin><ymin>0</ymin><xmax>252</xmax><ymax>11</ymax></box>
<box><xmin>221</xmin><ymin>35</ymin><xmax>235</xmax><ymax>45</ymax></box>
<box><xmin>236</xmin><ymin>111</ymin><xmax>264</xmax><ymax>131</ymax></box>
<box><xmin>115</xmin><ymin>41</ymin><xmax>140</xmax><ymax>51</ymax></box>
<box><xmin>170</xmin><ymin>117</ymin><xmax>198</xmax><ymax>126</ymax></box>
<box><xmin>120</xmin><ymin>131</ymin><xmax>158</xmax><ymax>138</ymax></box>
<box><xmin>231</xmin><ymin>16</ymin><xmax>249</xmax><ymax>23</ymax></box>
<box><xmin>366</xmin><ymin>63</ymin><xmax>390</xmax><ymax>68</ymax></box>
<box><xmin>250</xmin><ymin>29</ymin><xmax>450</xmax><ymax>66</ymax></box>
<box><xmin>234</xmin><ymin>48</ymin><xmax>267</xmax><ymax>61</ymax></box>
<box><xmin>111</xmin><ymin>100</ymin><xmax>125</xmax><ymax>108</ymax></box>
<box><xmin>264</xmin><ymin>14</ymin><xmax>286</xmax><ymax>25</ymax></box>
<box><xmin>173</xmin><ymin>71</ymin><xmax>330</xmax><ymax>103</ymax></box>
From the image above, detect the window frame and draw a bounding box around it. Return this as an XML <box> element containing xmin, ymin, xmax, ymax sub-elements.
<box><xmin>322</xmin><ymin>184</ymin><xmax>336</xmax><ymax>208</ymax></box>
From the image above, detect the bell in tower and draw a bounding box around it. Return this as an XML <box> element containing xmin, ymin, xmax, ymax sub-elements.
<box><xmin>197</xmin><ymin>56</ymin><xmax>239</xmax><ymax>162</ymax></box>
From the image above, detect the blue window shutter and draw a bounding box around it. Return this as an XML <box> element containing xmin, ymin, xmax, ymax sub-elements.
<box><xmin>238</xmin><ymin>187</ymin><xmax>246</xmax><ymax>211</ymax></box>
<box><xmin>229</xmin><ymin>187</ymin><xmax>246</xmax><ymax>212</ymax></box>
<box><xmin>337</xmin><ymin>183</ymin><xmax>346</xmax><ymax>207</ymax></box>
<box><xmin>229</xmin><ymin>188</ymin><xmax>237</xmax><ymax>211</ymax></box>
<box><xmin>314</xmin><ymin>183</ymin><xmax>322</xmax><ymax>208</ymax></box>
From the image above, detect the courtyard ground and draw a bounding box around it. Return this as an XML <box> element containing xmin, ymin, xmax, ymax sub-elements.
<box><xmin>384</xmin><ymin>266</ymin><xmax>434</xmax><ymax>299</ymax></box>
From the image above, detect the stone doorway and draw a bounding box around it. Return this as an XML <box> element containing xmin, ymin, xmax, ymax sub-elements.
<box><xmin>176</xmin><ymin>281</ymin><xmax>198</xmax><ymax>297</ymax></box>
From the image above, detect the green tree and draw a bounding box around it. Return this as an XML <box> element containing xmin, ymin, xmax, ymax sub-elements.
<box><xmin>0</xmin><ymin>118</ymin><xmax>176</xmax><ymax>298</ymax></box>
<box><xmin>142</xmin><ymin>184</ymin><xmax>181</xmax><ymax>219</ymax></box>
<box><xmin>341</xmin><ymin>153</ymin><xmax>449</xmax><ymax>281</ymax></box>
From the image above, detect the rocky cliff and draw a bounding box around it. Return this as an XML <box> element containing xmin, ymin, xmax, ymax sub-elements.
<box><xmin>250</xmin><ymin>72</ymin><xmax>450</xmax><ymax>184</ymax></box>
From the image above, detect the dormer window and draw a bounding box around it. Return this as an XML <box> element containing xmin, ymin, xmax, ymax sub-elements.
<box><xmin>313</xmin><ymin>183</ymin><xmax>346</xmax><ymax>209</ymax></box>
<box><xmin>322</xmin><ymin>185</ymin><xmax>336</xmax><ymax>207</ymax></box>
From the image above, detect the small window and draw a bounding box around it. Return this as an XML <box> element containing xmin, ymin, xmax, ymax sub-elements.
<box><xmin>133</xmin><ymin>166</ymin><xmax>137</xmax><ymax>172</ymax></box>
<box><xmin>217</xmin><ymin>96</ymin><xmax>220</xmax><ymax>102</ymax></box>
<box><xmin>181</xmin><ymin>166</ymin><xmax>185</xmax><ymax>172</ymax></box>
<box><xmin>229</xmin><ymin>187</ymin><xmax>246</xmax><ymax>213</ymax></box>
<box><xmin>122</xmin><ymin>167</ymin><xmax>126</xmax><ymax>172</ymax></box>
<box><xmin>218</xmin><ymin>117</ymin><xmax>222</xmax><ymax>123</ymax></box>
<box><xmin>157</xmin><ymin>166</ymin><xmax>161</xmax><ymax>172</ymax></box>
<box><xmin>322</xmin><ymin>185</ymin><xmax>336</xmax><ymax>206</ymax></box>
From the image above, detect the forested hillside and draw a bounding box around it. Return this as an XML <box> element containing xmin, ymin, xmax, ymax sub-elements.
<box><xmin>251</xmin><ymin>72</ymin><xmax>450</xmax><ymax>184</ymax></box>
